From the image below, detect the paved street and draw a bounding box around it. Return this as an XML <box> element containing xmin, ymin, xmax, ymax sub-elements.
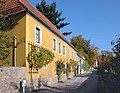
<box><xmin>32</xmin><ymin>69</ymin><xmax>99</xmax><ymax>93</ymax></box>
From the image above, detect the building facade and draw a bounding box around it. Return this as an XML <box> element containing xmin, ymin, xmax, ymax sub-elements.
<box><xmin>0</xmin><ymin>0</ymin><xmax>77</xmax><ymax>85</ymax></box>
<box><xmin>77</xmin><ymin>54</ymin><xmax>85</xmax><ymax>75</ymax></box>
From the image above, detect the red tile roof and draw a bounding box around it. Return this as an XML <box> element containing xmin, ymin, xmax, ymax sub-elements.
<box><xmin>1</xmin><ymin>0</ymin><xmax>26</xmax><ymax>15</ymax></box>
<box><xmin>2</xmin><ymin>0</ymin><xmax>77</xmax><ymax>51</ymax></box>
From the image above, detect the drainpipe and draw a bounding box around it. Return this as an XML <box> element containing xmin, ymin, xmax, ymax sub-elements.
<box><xmin>13</xmin><ymin>36</ymin><xmax>16</xmax><ymax>67</ymax></box>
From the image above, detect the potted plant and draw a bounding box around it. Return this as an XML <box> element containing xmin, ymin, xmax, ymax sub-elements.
<box><xmin>56</xmin><ymin>59</ymin><xmax>65</xmax><ymax>83</ymax></box>
<box><xmin>70</xmin><ymin>59</ymin><xmax>78</xmax><ymax>76</ymax></box>
<box><xmin>66</xmin><ymin>62</ymin><xmax>71</xmax><ymax>79</ymax></box>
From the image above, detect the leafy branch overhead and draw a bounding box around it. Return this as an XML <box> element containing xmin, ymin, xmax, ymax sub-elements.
<box><xmin>36</xmin><ymin>0</ymin><xmax>71</xmax><ymax>36</ymax></box>
<box><xmin>36</xmin><ymin>0</ymin><xmax>69</xmax><ymax>29</ymax></box>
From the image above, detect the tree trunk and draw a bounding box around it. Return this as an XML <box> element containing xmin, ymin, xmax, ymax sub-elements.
<box><xmin>30</xmin><ymin>67</ymin><xmax>34</xmax><ymax>91</ymax></box>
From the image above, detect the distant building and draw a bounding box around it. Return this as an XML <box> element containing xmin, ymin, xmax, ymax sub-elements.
<box><xmin>77</xmin><ymin>54</ymin><xmax>85</xmax><ymax>74</ymax></box>
<box><xmin>93</xmin><ymin>59</ymin><xmax>98</xmax><ymax>68</ymax></box>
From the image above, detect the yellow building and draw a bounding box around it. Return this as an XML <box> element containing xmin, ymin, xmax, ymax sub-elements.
<box><xmin>1</xmin><ymin>0</ymin><xmax>77</xmax><ymax>85</ymax></box>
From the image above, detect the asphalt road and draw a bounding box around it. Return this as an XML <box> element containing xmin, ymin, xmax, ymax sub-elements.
<box><xmin>32</xmin><ymin>69</ymin><xmax>99</xmax><ymax>93</ymax></box>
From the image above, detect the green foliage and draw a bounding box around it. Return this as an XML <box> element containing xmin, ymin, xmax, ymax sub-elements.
<box><xmin>83</xmin><ymin>60</ymin><xmax>90</xmax><ymax>71</ymax></box>
<box><xmin>0</xmin><ymin>1</ymin><xmax>9</xmax><ymax>30</ymax></box>
<box><xmin>111</xmin><ymin>35</ymin><xmax>120</xmax><ymax>75</ymax></box>
<box><xmin>100</xmin><ymin>50</ymin><xmax>113</xmax><ymax>62</ymax></box>
<box><xmin>100</xmin><ymin>62</ymin><xmax>112</xmax><ymax>73</ymax></box>
<box><xmin>71</xmin><ymin>35</ymin><xmax>90</xmax><ymax>60</ymax></box>
<box><xmin>27</xmin><ymin>44</ymin><xmax>54</xmax><ymax>70</ymax></box>
<box><xmin>62</xmin><ymin>32</ymin><xmax>72</xmax><ymax>36</ymax></box>
<box><xmin>70</xmin><ymin>59</ymin><xmax>78</xmax><ymax>69</ymax></box>
<box><xmin>56</xmin><ymin>59</ymin><xmax>65</xmax><ymax>76</ymax></box>
<box><xmin>66</xmin><ymin>62</ymin><xmax>71</xmax><ymax>77</ymax></box>
<box><xmin>0</xmin><ymin>32</ymin><xmax>13</xmax><ymax>64</ymax></box>
<box><xmin>36</xmin><ymin>0</ymin><xmax>70</xmax><ymax>30</ymax></box>
<box><xmin>0</xmin><ymin>1</ymin><xmax>11</xmax><ymax>64</ymax></box>
<box><xmin>71</xmin><ymin>35</ymin><xmax>99</xmax><ymax>68</ymax></box>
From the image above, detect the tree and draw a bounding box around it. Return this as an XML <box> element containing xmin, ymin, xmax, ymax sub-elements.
<box><xmin>111</xmin><ymin>35</ymin><xmax>120</xmax><ymax>75</ymax></box>
<box><xmin>27</xmin><ymin>44</ymin><xmax>54</xmax><ymax>70</ymax></box>
<box><xmin>56</xmin><ymin>59</ymin><xmax>65</xmax><ymax>82</ymax></box>
<box><xmin>36</xmin><ymin>0</ymin><xmax>71</xmax><ymax>35</ymax></box>
<box><xmin>100</xmin><ymin>50</ymin><xmax>113</xmax><ymax>63</ymax></box>
<box><xmin>71</xmin><ymin>35</ymin><xmax>89</xmax><ymax>58</ymax></box>
<box><xmin>0</xmin><ymin>1</ymin><xmax>13</xmax><ymax>64</ymax></box>
<box><xmin>66</xmin><ymin>62</ymin><xmax>71</xmax><ymax>79</ymax></box>
<box><xmin>71</xmin><ymin>35</ymin><xmax>99</xmax><ymax>68</ymax></box>
<box><xmin>27</xmin><ymin>43</ymin><xmax>54</xmax><ymax>89</ymax></box>
<box><xmin>0</xmin><ymin>32</ymin><xmax>13</xmax><ymax>64</ymax></box>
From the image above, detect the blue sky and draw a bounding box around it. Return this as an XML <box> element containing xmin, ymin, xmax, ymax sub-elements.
<box><xmin>29</xmin><ymin>0</ymin><xmax>120</xmax><ymax>52</ymax></box>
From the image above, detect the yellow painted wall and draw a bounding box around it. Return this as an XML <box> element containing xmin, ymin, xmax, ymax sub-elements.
<box><xmin>25</xmin><ymin>13</ymin><xmax>77</xmax><ymax>80</ymax></box>
<box><xmin>0</xmin><ymin>12</ymin><xmax>77</xmax><ymax>80</ymax></box>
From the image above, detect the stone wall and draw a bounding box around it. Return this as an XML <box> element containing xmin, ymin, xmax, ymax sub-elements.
<box><xmin>0</xmin><ymin>67</ymin><xmax>26</xmax><ymax>93</ymax></box>
<box><xmin>0</xmin><ymin>67</ymin><xmax>75</xmax><ymax>93</ymax></box>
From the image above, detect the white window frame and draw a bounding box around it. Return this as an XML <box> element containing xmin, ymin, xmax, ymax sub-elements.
<box><xmin>44</xmin><ymin>64</ymin><xmax>47</xmax><ymax>69</ymax></box>
<box><xmin>68</xmin><ymin>48</ymin><xmax>70</xmax><ymax>58</ymax></box>
<box><xmin>35</xmin><ymin>24</ymin><xmax>42</xmax><ymax>46</ymax></box>
<box><xmin>58</xmin><ymin>41</ymin><xmax>62</xmax><ymax>54</ymax></box>
<box><xmin>63</xmin><ymin>44</ymin><xmax>66</xmax><ymax>56</ymax></box>
<box><xmin>52</xmin><ymin>37</ymin><xmax>57</xmax><ymax>52</ymax></box>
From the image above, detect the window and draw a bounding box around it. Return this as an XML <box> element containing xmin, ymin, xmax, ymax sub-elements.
<box><xmin>63</xmin><ymin>44</ymin><xmax>66</xmax><ymax>56</ymax></box>
<box><xmin>35</xmin><ymin>25</ymin><xmax>42</xmax><ymax>45</ymax></box>
<box><xmin>53</xmin><ymin>37</ymin><xmax>57</xmax><ymax>52</ymax></box>
<box><xmin>68</xmin><ymin>48</ymin><xmax>70</xmax><ymax>58</ymax></box>
<box><xmin>58</xmin><ymin>41</ymin><xmax>62</xmax><ymax>54</ymax></box>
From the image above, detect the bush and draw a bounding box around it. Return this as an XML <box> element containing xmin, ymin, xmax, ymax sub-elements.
<box><xmin>66</xmin><ymin>63</ymin><xmax>71</xmax><ymax>77</ymax></box>
<box><xmin>83</xmin><ymin>60</ymin><xmax>89</xmax><ymax>71</ymax></box>
<box><xmin>56</xmin><ymin>59</ymin><xmax>65</xmax><ymax>76</ymax></box>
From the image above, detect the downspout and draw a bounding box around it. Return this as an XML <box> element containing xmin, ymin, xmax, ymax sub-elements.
<box><xmin>13</xmin><ymin>36</ymin><xmax>16</xmax><ymax>67</ymax></box>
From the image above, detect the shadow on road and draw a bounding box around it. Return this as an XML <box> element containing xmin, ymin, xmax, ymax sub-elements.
<box><xmin>32</xmin><ymin>70</ymin><xmax>99</xmax><ymax>93</ymax></box>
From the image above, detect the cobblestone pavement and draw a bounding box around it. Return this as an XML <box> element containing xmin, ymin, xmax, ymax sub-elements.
<box><xmin>31</xmin><ymin>69</ymin><xmax>99</xmax><ymax>93</ymax></box>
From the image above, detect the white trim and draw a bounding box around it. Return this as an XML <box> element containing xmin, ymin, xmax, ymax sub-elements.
<box><xmin>63</xmin><ymin>44</ymin><xmax>66</xmax><ymax>56</ymax></box>
<box><xmin>52</xmin><ymin>37</ymin><xmax>57</xmax><ymax>52</ymax></box>
<box><xmin>35</xmin><ymin>24</ymin><xmax>42</xmax><ymax>46</ymax></box>
<box><xmin>68</xmin><ymin>48</ymin><xmax>70</xmax><ymax>58</ymax></box>
<box><xmin>58</xmin><ymin>41</ymin><xmax>62</xmax><ymax>54</ymax></box>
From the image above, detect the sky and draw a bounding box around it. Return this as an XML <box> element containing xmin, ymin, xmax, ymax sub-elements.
<box><xmin>28</xmin><ymin>0</ymin><xmax>120</xmax><ymax>52</ymax></box>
